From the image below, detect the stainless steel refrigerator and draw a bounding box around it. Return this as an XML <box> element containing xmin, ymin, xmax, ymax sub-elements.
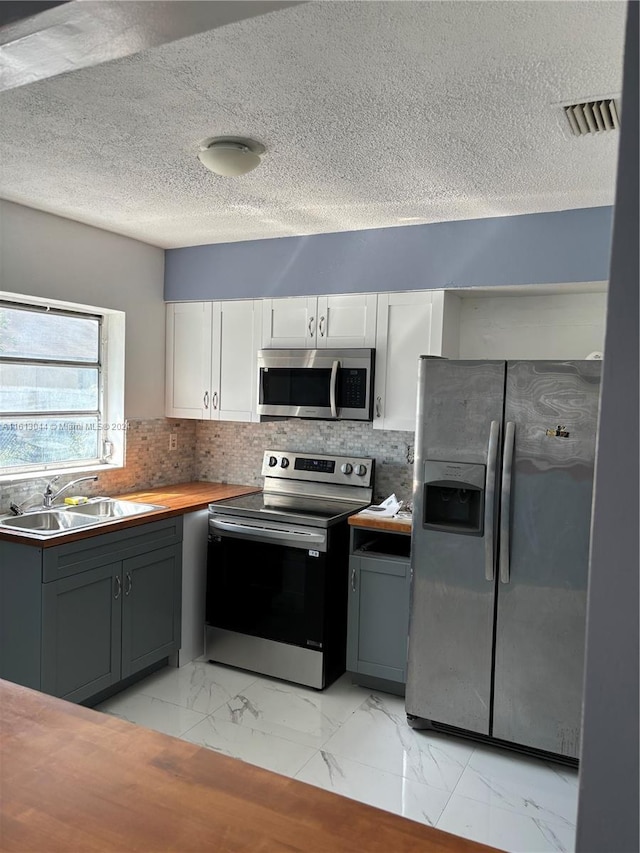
<box><xmin>406</xmin><ymin>358</ymin><xmax>601</xmax><ymax>760</ymax></box>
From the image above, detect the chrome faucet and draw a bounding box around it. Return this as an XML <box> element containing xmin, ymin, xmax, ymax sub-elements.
<box><xmin>42</xmin><ymin>476</ymin><xmax>99</xmax><ymax>508</ymax></box>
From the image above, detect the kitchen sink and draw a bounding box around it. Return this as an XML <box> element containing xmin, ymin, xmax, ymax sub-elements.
<box><xmin>0</xmin><ymin>510</ymin><xmax>97</xmax><ymax>533</ymax></box>
<box><xmin>0</xmin><ymin>498</ymin><xmax>167</xmax><ymax>538</ymax></box>
<box><xmin>65</xmin><ymin>498</ymin><xmax>165</xmax><ymax>518</ymax></box>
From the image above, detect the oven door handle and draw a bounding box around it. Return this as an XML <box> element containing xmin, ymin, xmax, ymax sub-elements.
<box><xmin>330</xmin><ymin>360</ymin><xmax>340</xmax><ymax>419</ymax></box>
<box><xmin>209</xmin><ymin>517</ymin><xmax>326</xmax><ymax>548</ymax></box>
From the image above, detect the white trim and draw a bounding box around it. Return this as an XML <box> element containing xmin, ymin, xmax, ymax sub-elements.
<box><xmin>0</xmin><ymin>291</ymin><xmax>126</xmax><ymax>480</ymax></box>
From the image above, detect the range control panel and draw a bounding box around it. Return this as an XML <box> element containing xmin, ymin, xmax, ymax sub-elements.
<box><xmin>262</xmin><ymin>450</ymin><xmax>374</xmax><ymax>488</ymax></box>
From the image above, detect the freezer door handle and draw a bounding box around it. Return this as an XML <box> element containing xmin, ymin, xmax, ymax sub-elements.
<box><xmin>485</xmin><ymin>420</ymin><xmax>500</xmax><ymax>581</ymax></box>
<box><xmin>499</xmin><ymin>421</ymin><xmax>516</xmax><ymax>584</ymax></box>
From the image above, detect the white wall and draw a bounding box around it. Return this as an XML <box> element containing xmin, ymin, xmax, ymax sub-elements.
<box><xmin>457</xmin><ymin>291</ymin><xmax>607</xmax><ymax>360</ymax></box>
<box><xmin>0</xmin><ymin>200</ymin><xmax>165</xmax><ymax>419</ymax></box>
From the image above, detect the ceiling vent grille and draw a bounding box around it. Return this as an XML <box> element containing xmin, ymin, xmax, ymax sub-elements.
<box><xmin>564</xmin><ymin>99</ymin><xmax>620</xmax><ymax>136</ymax></box>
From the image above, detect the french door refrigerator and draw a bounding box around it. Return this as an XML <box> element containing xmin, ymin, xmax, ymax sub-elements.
<box><xmin>406</xmin><ymin>358</ymin><xmax>601</xmax><ymax>760</ymax></box>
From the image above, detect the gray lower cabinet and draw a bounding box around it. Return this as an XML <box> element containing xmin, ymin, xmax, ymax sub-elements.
<box><xmin>346</xmin><ymin>527</ymin><xmax>411</xmax><ymax>694</ymax></box>
<box><xmin>42</xmin><ymin>561</ymin><xmax>123</xmax><ymax>703</ymax></box>
<box><xmin>1</xmin><ymin>516</ymin><xmax>183</xmax><ymax>705</ymax></box>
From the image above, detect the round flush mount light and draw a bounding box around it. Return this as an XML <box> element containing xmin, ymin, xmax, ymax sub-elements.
<box><xmin>197</xmin><ymin>136</ymin><xmax>265</xmax><ymax>177</ymax></box>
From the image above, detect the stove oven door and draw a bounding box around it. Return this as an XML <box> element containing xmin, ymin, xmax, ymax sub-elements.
<box><xmin>206</xmin><ymin>517</ymin><xmax>328</xmax><ymax>653</ymax></box>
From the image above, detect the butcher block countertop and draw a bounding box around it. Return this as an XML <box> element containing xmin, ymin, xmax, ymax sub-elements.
<box><xmin>348</xmin><ymin>510</ymin><xmax>412</xmax><ymax>535</ymax></box>
<box><xmin>0</xmin><ymin>481</ymin><xmax>260</xmax><ymax>547</ymax></box>
<box><xmin>0</xmin><ymin>680</ymin><xmax>499</xmax><ymax>853</ymax></box>
<box><xmin>115</xmin><ymin>480</ymin><xmax>260</xmax><ymax>513</ymax></box>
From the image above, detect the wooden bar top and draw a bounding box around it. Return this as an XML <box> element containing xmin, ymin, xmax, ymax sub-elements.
<box><xmin>0</xmin><ymin>481</ymin><xmax>260</xmax><ymax>547</ymax></box>
<box><xmin>349</xmin><ymin>510</ymin><xmax>412</xmax><ymax>535</ymax></box>
<box><xmin>0</xmin><ymin>680</ymin><xmax>500</xmax><ymax>853</ymax></box>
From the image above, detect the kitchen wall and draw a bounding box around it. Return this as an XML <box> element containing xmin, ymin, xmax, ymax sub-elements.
<box><xmin>456</xmin><ymin>291</ymin><xmax>607</xmax><ymax>359</ymax></box>
<box><xmin>196</xmin><ymin>420</ymin><xmax>414</xmax><ymax>505</ymax></box>
<box><xmin>0</xmin><ymin>199</ymin><xmax>610</xmax><ymax>517</ymax></box>
<box><xmin>165</xmin><ymin>206</ymin><xmax>613</xmax><ymax>301</ymax></box>
<box><xmin>0</xmin><ymin>200</ymin><xmax>179</xmax><ymax>513</ymax></box>
<box><xmin>0</xmin><ymin>199</ymin><xmax>165</xmax><ymax>419</ymax></box>
<box><xmin>576</xmin><ymin>3</ymin><xmax>639</xmax><ymax>849</ymax></box>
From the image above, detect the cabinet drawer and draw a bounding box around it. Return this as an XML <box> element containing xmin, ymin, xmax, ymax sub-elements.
<box><xmin>42</xmin><ymin>517</ymin><xmax>183</xmax><ymax>582</ymax></box>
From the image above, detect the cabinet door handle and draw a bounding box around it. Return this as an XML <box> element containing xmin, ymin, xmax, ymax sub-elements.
<box><xmin>114</xmin><ymin>575</ymin><xmax>121</xmax><ymax>600</ymax></box>
<box><xmin>124</xmin><ymin>572</ymin><xmax>132</xmax><ymax>596</ymax></box>
<box><xmin>203</xmin><ymin>391</ymin><xmax>209</xmax><ymax>409</ymax></box>
<box><xmin>308</xmin><ymin>317</ymin><xmax>315</xmax><ymax>337</ymax></box>
<box><xmin>351</xmin><ymin>566</ymin><xmax>357</xmax><ymax>592</ymax></box>
<box><xmin>375</xmin><ymin>396</ymin><xmax>382</xmax><ymax>418</ymax></box>
<box><xmin>319</xmin><ymin>315</ymin><xmax>326</xmax><ymax>337</ymax></box>
<box><xmin>212</xmin><ymin>391</ymin><xmax>218</xmax><ymax>410</ymax></box>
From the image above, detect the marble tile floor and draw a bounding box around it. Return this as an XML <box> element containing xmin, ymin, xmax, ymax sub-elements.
<box><xmin>95</xmin><ymin>661</ymin><xmax>579</xmax><ymax>853</ymax></box>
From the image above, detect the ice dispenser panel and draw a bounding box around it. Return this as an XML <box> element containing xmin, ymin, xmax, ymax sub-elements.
<box><xmin>422</xmin><ymin>461</ymin><xmax>486</xmax><ymax>536</ymax></box>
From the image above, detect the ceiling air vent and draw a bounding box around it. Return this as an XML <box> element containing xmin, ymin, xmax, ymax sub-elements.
<box><xmin>564</xmin><ymin>99</ymin><xmax>620</xmax><ymax>136</ymax></box>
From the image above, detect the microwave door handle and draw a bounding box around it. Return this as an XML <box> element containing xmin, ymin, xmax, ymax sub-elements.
<box><xmin>330</xmin><ymin>360</ymin><xmax>340</xmax><ymax>418</ymax></box>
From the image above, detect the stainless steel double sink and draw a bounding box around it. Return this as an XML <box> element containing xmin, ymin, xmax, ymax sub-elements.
<box><xmin>0</xmin><ymin>498</ymin><xmax>167</xmax><ymax>538</ymax></box>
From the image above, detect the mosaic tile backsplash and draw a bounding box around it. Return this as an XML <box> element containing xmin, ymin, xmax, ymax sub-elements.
<box><xmin>1</xmin><ymin>417</ymin><xmax>414</xmax><ymax>513</ymax></box>
<box><xmin>196</xmin><ymin>420</ymin><xmax>414</xmax><ymax>505</ymax></box>
<box><xmin>0</xmin><ymin>419</ymin><xmax>196</xmax><ymax>513</ymax></box>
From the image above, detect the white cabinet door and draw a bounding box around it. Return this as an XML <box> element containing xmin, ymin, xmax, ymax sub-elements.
<box><xmin>373</xmin><ymin>292</ymin><xmax>445</xmax><ymax>432</ymax></box>
<box><xmin>211</xmin><ymin>300</ymin><xmax>262</xmax><ymax>422</ymax></box>
<box><xmin>165</xmin><ymin>302</ymin><xmax>212</xmax><ymax>418</ymax></box>
<box><xmin>316</xmin><ymin>294</ymin><xmax>377</xmax><ymax>348</ymax></box>
<box><xmin>262</xmin><ymin>294</ymin><xmax>377</xmax><ymax>348</ymax></box>
<box><xmin>261</xmin><ymin>297</ymin><xmax>317</xmax><ymax>347</ymax></box>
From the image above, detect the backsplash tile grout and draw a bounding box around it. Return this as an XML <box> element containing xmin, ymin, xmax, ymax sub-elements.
<box><xmin>195</xmin><ymin>420</ymin><xmax>414</xmax><ymax>505</ymax></box>
<box><xmin>1</xmin><ymin>418</ymin><xmax>413</xmax><ymax>512</ymax></box>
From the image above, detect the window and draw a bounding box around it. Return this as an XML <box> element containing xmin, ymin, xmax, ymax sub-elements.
<box><xmin>0</xmin><ymin>296</ymin><xmax>125</xmax><ymax>478</ymax></box>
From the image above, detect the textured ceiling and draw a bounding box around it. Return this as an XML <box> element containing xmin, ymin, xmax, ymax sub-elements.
<box><xmin>0</xmin><ymin>1</ymin><xmax>627</xmax><ymax>248</ymax></box>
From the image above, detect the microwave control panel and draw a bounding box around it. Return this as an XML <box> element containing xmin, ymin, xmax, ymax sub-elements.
<box><xmin>340</xmin><ymin>368</ymin><xmax>367</xmax><ymax>408</ymax></box>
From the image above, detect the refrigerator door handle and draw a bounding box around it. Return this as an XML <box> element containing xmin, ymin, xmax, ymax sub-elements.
<box><xmin>499</xmin><ymin>421</ymin><xmax>516</xmax><ymax>584</ymax></box>
<box><xmin>484</xmin><ymin>420</ymin><xmax>500</xmax><ymax>581</ymax></box>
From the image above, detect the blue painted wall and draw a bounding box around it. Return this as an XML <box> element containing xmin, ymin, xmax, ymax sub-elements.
<box><xmin>164</xmin><ymin>206</ymin><xmax>613</xmax><ymax>301</ymax></box>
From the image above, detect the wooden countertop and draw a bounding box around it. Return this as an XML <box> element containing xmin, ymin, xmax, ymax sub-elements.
<box><xmin>349</xmin><ymin>510</ymin><xmax>412</xmax><ymax>535</ymax></box>
<box><xmin>0</xmin><ymin>680</ymin><xmax>499</xmax><ymax>853</ymax></box>
<box><xmin>0</xmin><ymin>481</ymin><xmax>260</xmax><ymax>547</ymax></box>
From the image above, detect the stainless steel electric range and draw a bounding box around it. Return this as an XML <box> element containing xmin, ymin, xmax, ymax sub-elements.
<box><xmin>205</xmin><ymin>450</ymin><xmax>374</xmax><ymax>689</ymax></box>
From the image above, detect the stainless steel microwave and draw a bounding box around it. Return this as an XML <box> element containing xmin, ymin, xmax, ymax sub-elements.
<box><xmin>257</xmin><ymin>348</ymin><xmax>375</xmax><ymax>421</ymax></box>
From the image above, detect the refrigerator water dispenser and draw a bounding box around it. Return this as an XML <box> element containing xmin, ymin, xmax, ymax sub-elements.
<box><xmin>422</xmin><ymin>461</ymin><xmax>486</xmax><ymax>536</ymax></box>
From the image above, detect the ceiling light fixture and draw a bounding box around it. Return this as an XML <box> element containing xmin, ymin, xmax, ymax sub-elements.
<box><xmin>197</xmin><ymin>136</ymin><xmax>265</xmax><ymax>177</ymax></box>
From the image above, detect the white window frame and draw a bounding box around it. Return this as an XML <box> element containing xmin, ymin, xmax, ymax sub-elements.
<box><xmin>0</xmin><ymin>291</ymin><xmax>125</xmax><ymax>482</ymax></box>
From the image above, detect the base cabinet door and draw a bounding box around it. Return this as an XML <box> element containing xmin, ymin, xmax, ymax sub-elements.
<box><xmin>41</xmin><ymin>562</ymin><xmax>122</xmax><ymax>704</ymax></box>
<box><xmin>121</xmin><ymin>545</ymin><xmax>182</xmax><ymax>679</ymax></box>
<box><xmin>347</xmin><ymin>553</ymin><xmax>411</xmax><ymax>684</ymax></box>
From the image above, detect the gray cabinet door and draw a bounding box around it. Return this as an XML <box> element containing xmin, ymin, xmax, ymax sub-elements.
<box><xmin>121</xmin><ymin>545</ymin><xmax>182</xmax><ymax>679</ymax></box>
<box><xmin>41</xmin><ymin>562</ymin><xmax>122</xmax><ymax>703</ymax></box>
<box><xmin>347</xmin><ymin>554</ymin><xmax>411</xmax><ymax>683</ymax></box>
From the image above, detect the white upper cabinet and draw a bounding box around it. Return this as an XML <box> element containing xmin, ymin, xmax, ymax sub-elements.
<box><xmin>166</xmin><ymin>302</ymin><xmax>212</xmax><ymax>419</ymax></box>
<box><xmin>261</xmin><ymin>296</ymin><xmax>317</xmax><ymax>347</ymax></box>
<box><xmin>262</xmin><ymin>294</ymin><xmax>377</xmax><ymax>349</ymax></box>
<box><xmin>315</xmin><ymin>294</ymin><xmax>377</xmax><ymax>348</ymax></box>
<box><xmin>211</xmin><ymin>300</ymin><xmax>262</xmax><ymax>422</ymax></box>
<box><xmin>373</xmin><ymin>291</ymin><xmax>455</xmax><ymax>432</ymax></box>
<box><xmin>166</xmin><ymin>300</ymin><xmax>261</xmax><ymax>421</ymax></box>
